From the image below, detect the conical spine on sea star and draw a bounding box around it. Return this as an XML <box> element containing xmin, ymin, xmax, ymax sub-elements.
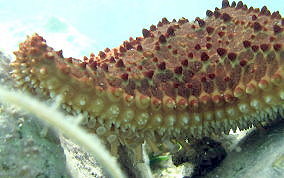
<box><xmin>11</xmin><ymin>0</ymin><xmax>284</xmax><ymax>156</ymax></box>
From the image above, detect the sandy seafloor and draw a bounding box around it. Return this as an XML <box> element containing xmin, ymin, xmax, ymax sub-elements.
<box><xmin>0</xmin><ymin>0</ymin><xmax>283</xmax><ymax>177</ymax></box>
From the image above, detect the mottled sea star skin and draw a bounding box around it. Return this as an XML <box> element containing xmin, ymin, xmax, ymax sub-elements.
<box><xmin>11</xmin><ymin>0</ymin><xmax>284</xmax><ymax>158</ymax></box>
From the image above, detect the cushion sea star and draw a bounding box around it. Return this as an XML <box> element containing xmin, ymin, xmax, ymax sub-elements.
<box><xmin>11</xmin><ymin>0</ymin><xmax>283</xmax><ymax>160</ymax></box>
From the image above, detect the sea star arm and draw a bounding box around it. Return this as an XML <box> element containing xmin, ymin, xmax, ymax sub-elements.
<box><xmin>11</xmin><ymin>1</ymin><xmax>284</xmax><ymax>157</ymax></box>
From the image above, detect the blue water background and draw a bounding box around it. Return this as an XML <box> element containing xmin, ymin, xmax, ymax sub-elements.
<box><xmin>0</xmin><ymin>0</ymin><xmax>282</xmax><ymax>58</ymax></box>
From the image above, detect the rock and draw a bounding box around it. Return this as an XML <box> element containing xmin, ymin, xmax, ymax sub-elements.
<box><xmin>60</xmin><ymin>136</ymin><xmax>104</xmax><ymax>178</ymax></box>
<box><xmin>204</xmin><ymin>118</ymin><xmax>284</xmax><ymax>178</ymax></box>
<box><xmin>0</xmin><ymin>105</ymin><xmax>70</xmax><ymax>177</ymax></box>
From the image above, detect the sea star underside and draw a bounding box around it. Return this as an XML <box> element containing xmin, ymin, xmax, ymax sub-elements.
<box><xmin>11</xmin><ymin>0</ymin><xmax>284</xmax><ymax>159</ymax></box>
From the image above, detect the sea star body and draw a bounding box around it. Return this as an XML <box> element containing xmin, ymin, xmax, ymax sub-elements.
<box><xmin>11</xmin><ymin>1</ymin><xmax>283</xmax><ymax>158</ymax></box>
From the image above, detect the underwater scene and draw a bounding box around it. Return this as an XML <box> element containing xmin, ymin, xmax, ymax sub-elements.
<box><xmin>0</xmin><ymin>0</ymin><xmax>283</xmax><ymax>177</ymax></box>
